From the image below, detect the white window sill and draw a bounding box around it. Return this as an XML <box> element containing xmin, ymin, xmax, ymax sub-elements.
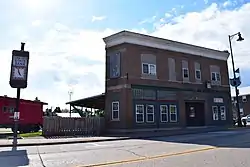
<box><xmin>111</xmin><ymin>119</ymin><xmax>120</xmax><ymax>121</ymax></box>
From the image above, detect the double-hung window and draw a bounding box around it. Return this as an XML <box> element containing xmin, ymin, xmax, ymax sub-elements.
<box><xmin>160</xmin><ymin>105</ymin><xmax>168</xmax><ymax>122</ymax></box>
<box><xmin>195</xmin><ymin>69</ymin><xmax>201</xmax><ymax>80</ymax></box>
<box><xmin>220</xmin><ymin>106</ymin><xmax>226</xmax><ymax>120</ymax></box>
<box><xmin>142</xmin><ymin>63</ymin><xmax>156</xmax><ymax>75</ymax></box>
<box><xmin>146</xmin><ymin>105</ymin><xmax>154</xmax><ymax>123</ymax></box>
<box><xmin>111</xmin><ymin>101</ymin><xmax>119</xmax><ymax>120</ymax></box>
<box><xmin>136</xmin><ymin>105</ymin><xmax>144</xmax><ymax>123</ymax></box>
<box><xmin>182</xmin><ymin>68</ymin><xmax>189</xmax><ymax>79</ymax></box>
<box><xmin>211</xmin><ymin>72</ymin><xmax>221</xmax><ymax>82</ymax></box>
<box><xmin>169</xmin><ymin>105</ymin><xmax>177</xmax><ymax>122</ymax></box>
<box><xmin>212</xmin><ymin>106</ymin><xmax>219</xmax><ymax>120</ymax></box>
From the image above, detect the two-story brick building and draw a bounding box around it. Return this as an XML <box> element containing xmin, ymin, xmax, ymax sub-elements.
<box><xmin>67</xmin><ymin>30</ymin><xmax>232</xmax><ymax>132</ymax></box>
<box><xmin>231</xmin><ymin>86</ymin><xmax>250</xmax><ymax>117</ymax></box>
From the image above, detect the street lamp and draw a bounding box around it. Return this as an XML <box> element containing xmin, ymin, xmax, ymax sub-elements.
<box><xmin>229</xmin><ymin>32</ymin><xmax>244</xmax><ymax>127</ymax></box>
<box><xmin>68</xmin><ymin>90</ymin><xmax>73</xmax><ymax>117</ymax></box>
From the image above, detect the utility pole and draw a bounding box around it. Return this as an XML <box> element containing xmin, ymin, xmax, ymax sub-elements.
<box><xmin>68</xmin><ymin>90</ymin><xmax>73</xmax><ymax>117</ymax></box>
<box><xmin>228</xmin><ymin>32</ymin><xmax>244</xmax><ymax>127</ymax></box>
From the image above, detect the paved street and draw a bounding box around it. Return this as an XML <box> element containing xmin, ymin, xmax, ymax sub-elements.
<box><xmin>0</xmin><ymin>129</ymin><xmax>250</xmax><ymax>167</ymax></box>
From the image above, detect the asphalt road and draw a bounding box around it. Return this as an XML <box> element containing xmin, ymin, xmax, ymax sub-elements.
<box><xmin>0</xmin><ymin>129</ymin><xmax>250</xmax><ymax>167</ymax></box>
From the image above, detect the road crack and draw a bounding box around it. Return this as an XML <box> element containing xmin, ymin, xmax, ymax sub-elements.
<box><xmin>36</xmin><ymin>146</ymin><xmax>46</xmax><ymax>167</ymax></box>
<box><xmin>118</xmin><ymin>148</ymin><xmax>147</xmax><ymax>158</ymax></box>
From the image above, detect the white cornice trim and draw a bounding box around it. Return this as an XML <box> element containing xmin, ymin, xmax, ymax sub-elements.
<box><xmin>103</xmin><ymin>31</ymin><xmax>230</xmax><ymax>61</ymax></box>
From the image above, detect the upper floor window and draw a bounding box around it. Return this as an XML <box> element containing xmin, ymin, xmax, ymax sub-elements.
<box><xmin>182</xmin><ymin>68</ymin><xmax>189</xmax><ymax>79</ymax></box>
<box><xmin>168</xmin><ymin>58</ymin><xmax>176</xmax><ymax>81</ymax></box>
<box><xmin>142</xmin><ymin>63</ymin><xmax>156</xmax><ymax>75</ymax></box>
<box><xmin>194</xmin><ymin>62</ymin><xmax>201</xmax><ymax>81</ymax></box>
<box><xmin>195</xmin><ymin>69</ymin><xmax>201</xmax><ymax>80</ymax></box>
<box><xmin>211</xmin><ymin>72</ymin><xmax>221</xmax><ymax>82</ymax></box>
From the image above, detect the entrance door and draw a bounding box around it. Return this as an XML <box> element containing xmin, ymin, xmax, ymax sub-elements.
<box><xmin>185</xmin><ymin>102</ymin><xmax>205</xmax><ymax>126</ymax></box>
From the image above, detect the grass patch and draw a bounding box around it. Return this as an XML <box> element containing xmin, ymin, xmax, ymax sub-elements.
<box><xmin>20</xmin><ymin>131</ymin><xmax>42</xmax><ymax>138</ymax></box>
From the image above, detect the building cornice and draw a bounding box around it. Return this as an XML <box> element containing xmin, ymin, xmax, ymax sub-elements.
<box><xmin>103</xmin><ymin>31</ymin><xmax>230</xmax><ymax>61</ymax></box>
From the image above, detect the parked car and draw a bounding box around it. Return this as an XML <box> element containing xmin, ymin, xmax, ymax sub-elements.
<box><xmin>241</xmin><ymin>114</ymin><xmax>250</xmax><ymax>123</ymax></box>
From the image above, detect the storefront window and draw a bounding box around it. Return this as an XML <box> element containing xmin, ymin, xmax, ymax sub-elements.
<box><xmin>146</xmin><ymin>105</ymin><xmax>154</xmax><ymax>123</ymax></box>
<box><xmin>220</xmin><ymin>106</ymin><xmax>226</xmax><ymax>120</ymax></box>
<box><xmin>212</xmin><ymin>106</ymin><xmax>219</xmax><ymax>120</ymax></box>
<box><xmin>170</xmin><ymin>105</ymin><xmax>177</xmax><ymax>122</ymax></box>
<box><xmin>160</xmin><ymin>105</ymin><xmax>168</xmax><ymax>122</ymax></box>
<box><xmin>136</xmin><ymin>105</ymin><xmax>144</xmax><ymax>123</ymax></box>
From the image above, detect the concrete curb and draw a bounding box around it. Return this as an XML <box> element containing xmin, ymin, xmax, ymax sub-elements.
<box><xmin>0</xmin><ymin>127</ymin><xmax>247</xmax><ymax>147</ymax></box>
<box><xmin>0</xmin><ymin>137</ymin><xmax>130</xmax><ymax>148</ymax></box>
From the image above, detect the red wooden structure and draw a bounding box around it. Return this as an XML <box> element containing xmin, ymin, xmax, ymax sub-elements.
<box><xmin>0</xmin><ymin>95</ymin><xmax>47</xmax><ymax>133</ymax></box>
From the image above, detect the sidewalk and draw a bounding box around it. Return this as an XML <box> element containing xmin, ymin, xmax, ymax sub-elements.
<box><xmin>0</xmin><ymin>126</ymin><xmax>247</xmax><ymax>147</ymax></box>
<box><xmin>0</xmin><ymin>136</ymin><xmax>129</xmax><ymax>147</ymax></box>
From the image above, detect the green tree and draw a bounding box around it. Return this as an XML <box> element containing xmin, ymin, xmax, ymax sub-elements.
<box><xmin>53</xmin><ymin>107</ymin><xmax>62</xmax><ymax>113</ymax></box>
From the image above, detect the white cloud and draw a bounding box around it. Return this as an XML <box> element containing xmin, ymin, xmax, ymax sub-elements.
<box><xmin>165</xmin><ymin>13</ymin><xmax>172</xmax><ymax>18</ymax></box>
<box><xmin>139</xmin><ymin>15</ymin><xmax>157</xmax><ymax>25</ymax></box>
<box><xmin>91</xmin><ymin>16</ymin><xmax>106</xmax><ymax>22</ymax></box>
<box><xmin>151</xmin><ymin>3</ymin><xmax>250</xmax><ymax>73</ymax></box>
<box><xmin>231</xmin><ymin>86</ymin><xmax>250</xmax><ymax>96</ymax></box>
<box><xmin>204</xmin><ymin>0</ymin><xmax>209</xmax><ymax>4</ymax></box>
<box><xmin>222</xmin><ymin>0</ymin><xmax>238</xmax><ymax>8</ymax></box>
<box><xmin>0</xmin><ymin>24</ymin><xmax>116</xmax><ymax>109</ymax></box>
<box><xmin>223</xmin><ymin>0</ymin><xmax>232</xmax><ymax>7</ymax></box>
<box><xmin>32</xmin><ymin>20</ymin><xmax>41</xmax><ymax>26</ymax></box>
<box><xmin>1</xmin><ymin>2</ymin><xmax>250</xmax><ymax>109</ymax></box>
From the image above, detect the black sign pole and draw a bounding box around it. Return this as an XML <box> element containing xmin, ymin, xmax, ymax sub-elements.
<box><xmin>12</xmin><ymin>43</ymin><xmax>25</xmax><ymax>147</ymax></box>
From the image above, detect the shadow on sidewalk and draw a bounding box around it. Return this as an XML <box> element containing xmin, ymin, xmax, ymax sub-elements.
<box><xmin>140</xmin><ymin>127</ymin><xmax>250</xmax><ymax>149</ymax></box>
<box><xmin>0</xmin><ymin>146</ymin><xmax>29</xmax><ymax>167</ymax></box>
<box><xmin>106</xmin><ymin>126</ymin><xmax>250</xmax><ymax>149</ymax></box>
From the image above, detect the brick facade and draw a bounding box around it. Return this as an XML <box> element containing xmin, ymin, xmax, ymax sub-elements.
<box><xmin>103</xmin><ymin>31</ymin><xmax>232</xmax><ymax>132</ymax></box>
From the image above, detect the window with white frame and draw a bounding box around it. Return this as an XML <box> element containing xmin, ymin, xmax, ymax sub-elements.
<box><xmin>182</xmin><ymin>68</ymin><xmax>189</xmax><ymax>79</ymax></box>
<box><xmin>212</xmin><ymin>106</ymin><xmax>219</xmax><ymax>120</ymax></box>
<box><xmin>220</xmin><ymin>106</ymin><xmax>226</xmax><ymax>120</ymax></box>
<box><xmin>142</xmin><ymin>63</ymin><xmax>156</xmax><ymax>75</ymax></box>
<box><xmin>170</xmin><ymin>105</ymin><xmax>177</xmax><ymax>122</ymax></box>
<box><xmin>111</xmin><ymin>101</ymin><xmax>119</xmax><ymax>120</ymax></box>
<box><xmin>160</xmin><ymin>105</ymin><xmax>168</xmax><ymax>122</ymax></box>
<box><xmin>211</xmin><ymin>72</ymin><xmax>221</xmax><ymax>82</ymax></box>
<box><xmin>136</xmin><ymin>104</ymin><xmax>144</xmax><ymax>123</ymax></box>
<box><xmin>146</xmin><ymin>105</ymin><xmax>154</xmax><ymax>123</ymax></box>
<box><xmin>195</xmin><ymin>69</ymin><xmax>201</xmax><ymax>80</ymax></box>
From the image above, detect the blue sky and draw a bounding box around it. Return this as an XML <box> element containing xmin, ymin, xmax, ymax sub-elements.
<box><xmin>0</xmin><ymin>0</ymin><xmax>250</xmax><ymax>108</ymax></box>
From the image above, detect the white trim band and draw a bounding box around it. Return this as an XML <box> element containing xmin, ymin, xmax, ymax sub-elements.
<box><xmin>103</xmin><ymin>31</ymin><xmax>229</xmax><ymax>61</ymax></box>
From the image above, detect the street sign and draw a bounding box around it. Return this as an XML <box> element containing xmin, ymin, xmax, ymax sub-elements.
<box><xmin>13</xmin><ymin>112</ymin><xmax>20</xmax><ymax>120</ymax></box>
<box><xmin>9</xmin><ymin>50</ymin><xmax>29</xmax><ymax>88</ymax></box>
<box><xmin>230</xmin><ymin>77</ymin><xmax>241</xmax><ymax>87</ymax></box>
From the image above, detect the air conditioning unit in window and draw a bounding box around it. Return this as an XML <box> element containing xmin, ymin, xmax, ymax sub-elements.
<box><xmin>242</xmin><ymin>96</ymin><xmax>247</xmax><ymax>102</ymax></box>
<box><xmin>205</xmin><ymin>81</ymin><xmax>211</xmax><ymax>89</ymax></box>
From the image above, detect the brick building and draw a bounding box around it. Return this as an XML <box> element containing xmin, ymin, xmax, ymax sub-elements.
<box><xmin>231</xmin><ymin>86</ymin><xmax>250</xmax><ymax>117</ymax></box>
<box><xmin>67</xmin><ymin>31</ymin><xmax>232</xmax><ymax>132</ymax></box>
